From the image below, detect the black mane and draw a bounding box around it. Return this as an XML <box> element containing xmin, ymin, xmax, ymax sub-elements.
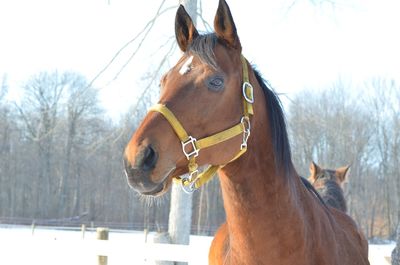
<box><xmin>252</xmin><ymin>70</ymin><xmax>293</xmax><ymax>176</ymax></box>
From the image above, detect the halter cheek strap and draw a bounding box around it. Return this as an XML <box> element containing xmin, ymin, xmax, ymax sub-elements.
<box><xmin>148</xmin><ymin>55</ymin><xmax>254</xmax><ymax>193</ymax></box>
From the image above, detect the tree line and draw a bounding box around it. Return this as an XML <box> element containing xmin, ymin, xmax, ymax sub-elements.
<box><xmin>288</xmin><ymin>78</ymin><xmax>400</xmax><ymax>239</ymax></box>
<box><xmin>0</xmin><ymin>72</ymin><xmax>399</xmax><ymax>239</ymax></box>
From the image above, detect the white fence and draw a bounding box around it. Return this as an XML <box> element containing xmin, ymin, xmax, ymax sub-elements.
<box><xmin>0</xmin><ymin>226</ymin><xmax>212</xmax><ymax>265</ymax></box>
<box><xmin>1</xmin><ymin>239</ymin><xmax>210</xmax><ymax>265</ymax></box>
<box><xmin>2</xmin><ymin>240</ymin><xmax>395</xmax><ymax>265</ymax></box>
<box><xmin>0</xmin><ymin>226</ymin><xmax>395</xmax><ymax>265</ymax></box>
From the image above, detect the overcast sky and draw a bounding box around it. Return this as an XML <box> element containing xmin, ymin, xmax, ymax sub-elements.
<box><xmin>1</xmin><ymin>0</ymin><xmax>399</xmax><ymax>119</ymax></box>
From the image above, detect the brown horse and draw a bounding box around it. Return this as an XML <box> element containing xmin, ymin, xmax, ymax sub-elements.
<box><xmin>308</xmin><ymin>161</ymin><xmax>350</xmax><ymax>212</ymax></box>
<box><xmin>123</xmin><ymin>0</ymin><xmax>369</xmax><ymax>264</ymax></box>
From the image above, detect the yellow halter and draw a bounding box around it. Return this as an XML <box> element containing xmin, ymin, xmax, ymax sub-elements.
<box><xmin>148</xmin><ymin>55</ymin><xmax>254</xmax><ymax>193</ymax></box>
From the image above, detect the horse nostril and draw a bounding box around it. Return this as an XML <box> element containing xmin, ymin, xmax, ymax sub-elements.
<box><xmin>141</xmin><ymin>145</ymin><xmax>158</xmax><ymax>171</ymax></box>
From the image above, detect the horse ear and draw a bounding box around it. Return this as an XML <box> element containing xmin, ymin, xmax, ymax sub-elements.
<box><xmin>309</xmin><ymin>161</ymin><xmax>320</xmax><ymax>182</ymax></box>
<box><xmin>214</xmin><ymin>0</ymin><xmax>241</xmax><ymax>50</ymax></box>
<box><xmin>336</xmin><ymin>165</ymin><xmax>350</xmax><ymax>184</ymax></box>
<box><xmin>175</xmin><ymin>5</ymin><xmax>199</xmax><ymax>52</ymax></box>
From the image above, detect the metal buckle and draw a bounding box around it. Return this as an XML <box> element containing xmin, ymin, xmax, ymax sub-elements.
<box><xmin>181</xmin><ymin>181</ymin><xmax>196</xmax><ymax>193</ymax></box>
<box><xmin>242</xmin><ymin>82</ymin><xmax>254</xmax><ymax>104</ymax></box>
<box><xmin>180</xmin><ymin>173</ymin><xmax>198</xmax><ymax>194</ymax></box>
<box><xmin>181</xmin><ymin>136</ymin><xmax>199</xmax><ymax>160</ymax></box>
<box><xmin>240</xmin><ymin>116</ymin><xmax>251</xmax><ymax>150</ymax></box>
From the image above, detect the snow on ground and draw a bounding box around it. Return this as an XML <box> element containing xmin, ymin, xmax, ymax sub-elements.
<box><xmin>369</xmin><ymin>243</ymin><xmax>395</xmax><ymax>265</ymax></box>
<box><xmin>0</xmin><ymin>225</ymin><xmax>212</xmax><ymax>265</ymax></box>
<box><xmin>0</xmin><ymin>225</ymin><xmax>395</xmax><ymax>265</ymax></box>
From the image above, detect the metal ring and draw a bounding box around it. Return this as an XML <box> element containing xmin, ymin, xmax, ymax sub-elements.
<box><xmin>181</xmin><ymin>181</ymin><xmax>196</xmax><ymax>193</ymax></box>
<box><xmin>242</xmin><ymin>82</ymin><xmax>254</xmax><ymax>103</ymax></box>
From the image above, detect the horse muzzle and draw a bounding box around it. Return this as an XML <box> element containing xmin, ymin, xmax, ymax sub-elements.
<box><xmin>123</xmin><ymin>145</ymin><xmax>163</xmax><ymax>195</ymax></box>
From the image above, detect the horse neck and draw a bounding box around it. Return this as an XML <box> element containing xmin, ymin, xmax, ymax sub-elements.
<box><xmin>217</xmin><ymin>78</ymin><xmax>308</xmax><ymax>261</ymax></box>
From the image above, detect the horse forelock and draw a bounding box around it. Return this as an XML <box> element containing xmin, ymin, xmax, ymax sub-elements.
<box><xmin>187</xmin><ymin>33</ymin><xmax>218</xmax><ymax>69</ymax></box>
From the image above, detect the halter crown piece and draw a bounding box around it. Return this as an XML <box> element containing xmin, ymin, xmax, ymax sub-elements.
<box><xmin>149</xmin><ymin>55</ymin><xmax>254</xmax><ymax>193</ymax></box>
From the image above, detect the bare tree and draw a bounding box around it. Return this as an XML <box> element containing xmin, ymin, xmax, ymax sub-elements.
<box><xmin>368</xmin><ymin>78</ymin><xmax>400</xmax><ymax>237</ymax></box>
<box><xmin>287</xmin><ymin>82</ymin><xmax>375</xmax><ymax>235</ymax></box>
<box><xmin>15</xmin><ymin>71</ymin><xmax>67</xmax><ymax>218</ymax></box>
<box><xmin>367</xmin><ymin>78</ymin><xmax>400</xmax><ymax>260</ymax></box>
<box><xmin>57</xmin><ymin>72</ymin><xmax>102</xmax><ymax>217</ymax></box>
<box><xmin>394</xmin><ymin>88</ymin><xmax>400</xmax><ymax>258</ymax></box>
<box><xmin>0</xmin><ymin>74</ymin><xmax>12</xmax><ymax>216</ymax></box>
<box><xmin>287</xmin><ymin>76</ymin><xmax>400</xmax><ymax>239</ymax></box>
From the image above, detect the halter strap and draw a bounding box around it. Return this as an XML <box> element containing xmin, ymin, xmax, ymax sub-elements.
<box><xmin>148</xmin><ymin>55</ymin><xmax>254</xmax><ymax>193</ymax></box>
<box><xmin>148</xmin><ymin>104</ymin><xmax>246</xmax><ymax>152</ymax></box>
<box><xmin>241</xmin><ymin>55</ymin><xmax>254</xmax><ymax>116</ymax></box>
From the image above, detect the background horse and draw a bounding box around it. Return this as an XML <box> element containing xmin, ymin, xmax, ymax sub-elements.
<box><xmin>123</xmin><ymin>0</ymin><xmax>369</xmax><ymax>264</ymax></box>
<box><xmin>308</xmin><ymin>161</ymin><xmax>349</xmax><ymax>212</ymax></box>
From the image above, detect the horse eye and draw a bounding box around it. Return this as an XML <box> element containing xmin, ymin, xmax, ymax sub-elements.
<box><xmin>206</xmin><ymin>76</ymin><xmax>224</xmax><ymax>92</ymax></box>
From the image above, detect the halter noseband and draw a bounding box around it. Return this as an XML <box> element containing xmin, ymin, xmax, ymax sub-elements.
<box><xmin>148</xmin><ymin>55</ymin><xmax>254</xmax><ymax>193</ymax></box>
